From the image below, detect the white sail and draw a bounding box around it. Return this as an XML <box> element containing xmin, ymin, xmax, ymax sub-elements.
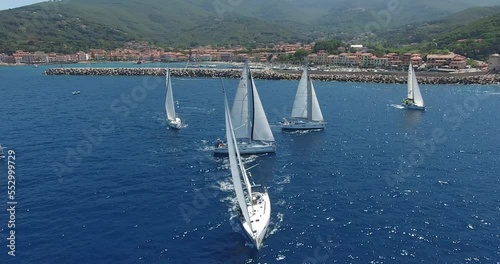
<box><xmin>290</xmin><ymin>68</ymin><xmax>309</xmax><ymax>119</ymax></box>
<box><xmin>231</xmin><ymin>62</ymin><xmax>251</xmax><ymax>140</ymax></box>
<box><xmin>411</xmin><ymin>67</ymin><xmax>425</xmax><ymax>107</ymax></box>
<box><xmin>309</xmin><ymin>79</ymin><xmax>324</xmax><ymax>121</ymax></box>
<box><xmin>224</xmin><ymin>90</ymin><xmax>252</xmax><ymax>227</ymax></box>
<box><xmin>250</xmin><ymin>76</ymin><xmax>275</xmax><ymax>142</ymax></box>
<box><xmin>407</xmin><ymin>63</ymin><xmax>414</xmax><ymax>100</ymax></box>
<box><xmin>165</xmin><ymin>69</ymin><xmax>176</xmax><ymax>121</ymax></box>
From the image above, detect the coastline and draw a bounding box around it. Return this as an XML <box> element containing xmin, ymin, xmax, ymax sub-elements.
<box><xmin>43</xmin><ymin>67</ymin><xmax>500</xmax><ymax>85</ymax></box>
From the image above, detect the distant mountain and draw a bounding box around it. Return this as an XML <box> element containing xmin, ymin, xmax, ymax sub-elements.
<box><xmin>376</xmin><ymin>6</ymin><xmax>500</xmax><ymax>45</ymax></box>
<box><xmin>318</xmin><ymin>0</ymin><xmax>500</xmax><ymax>34</ymax></box>
<box><xmin>1</xmin><ymin>0</ymin><xmax>500</xmax><ymax>53</ymax></box>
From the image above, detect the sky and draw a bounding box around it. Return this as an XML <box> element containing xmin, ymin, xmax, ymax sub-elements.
<box><xmin>0</xmin><ymin>0</ymin><xmax>46</xmax><ymax>11</ymax></box>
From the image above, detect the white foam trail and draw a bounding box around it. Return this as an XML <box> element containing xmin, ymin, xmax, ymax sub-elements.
<box><xmin>390</xmin><ymin>104</ymin><xmax>405</xmax><ymax>109</ymax></box>
<box><xmin>268</xmin><ymin>212</ymin><xmax>284</xmax><ymax>235</ymax></box>
<box><xmin>276</xmin><ymin>175</ymin><xmax>291</xmax><ymax>185</ymax></box>
<box><xmin>217</xmin><ymin>179</ymin><xmax>234</xmax><ymax>192</ymax></box>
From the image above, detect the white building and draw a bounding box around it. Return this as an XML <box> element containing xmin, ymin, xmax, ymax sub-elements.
<box><xmin>488</xmin><ymin>53</ymin><xmax>500</xmax><ymax>73</ymax></box>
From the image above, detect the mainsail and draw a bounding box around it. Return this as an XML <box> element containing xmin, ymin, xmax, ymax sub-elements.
<box><xmin>165</xmin><ymin>69</ymin><xmax>176</xmax><ymax>121</ymax></box>
<box><xmin>231</xmin><ymin>63</ymin><xmax>251</xmax><ymax>140</ymax></box>
<box><xmin>290</xmin><ymin>68</ymin><xmax>309</xmax><ymax>119</ymax></box>
<box><xmin>224</xmin><ymin>89</ymin><xmax>252</xmax><ymax>227</ymax></box>
<box><xmin>407</xmin><ymin>63</ymin><xmax>414</xmax><ymax>100</ymax></box>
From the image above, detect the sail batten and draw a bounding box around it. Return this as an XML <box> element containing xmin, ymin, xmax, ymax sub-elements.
<box><xmin>165</xmin><ymin>69</ymin><xmax>176</xmax><ymax>121</ymax></box>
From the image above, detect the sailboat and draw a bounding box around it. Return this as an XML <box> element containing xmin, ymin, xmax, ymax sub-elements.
<box><xmin>223</xmin><ymin>85</ymin><xmax>271</xmax><ymax>250</ymax></box>
<box><xmin>214</xmin><ymin>62</ymin><xmax>275</xmax><ymax>155</ymax></box>
<box><xmin>402</xmin><ymin>63</ymin><xmax>425</xmax><ymax>110</ymax></box>
<box><xmin>0</xmin><ymin>144</ymin><xmax>5</xmax><ymax>159</ymax></box>
<box><xmin>281</xmin><ymin>67</ymin><xmax>325</xmax><ymax>130</ymax></box>
<box><xmin>165</xmin><ymin>68</ymin><xmax>182</xmax><ymax>129</ymax></box>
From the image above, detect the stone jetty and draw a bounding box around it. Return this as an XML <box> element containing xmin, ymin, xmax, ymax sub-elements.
<box><xmin>44</xmin><ymin>68</ymin><xmax>500</xmax><ymax>85</ymax></box>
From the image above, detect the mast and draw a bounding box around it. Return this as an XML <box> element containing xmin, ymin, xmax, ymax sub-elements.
<box><xmin>249</xmin><ymin>64</ymin><xmax>255</xmax><ymax>142</ymax></box>
<box><xmin>307</xmin><ymin>70</ymin><xmax>312</xmax><ymax>121</ymax></box>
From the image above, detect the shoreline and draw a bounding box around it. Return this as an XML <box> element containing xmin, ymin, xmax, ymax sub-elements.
<box><xmin>44</xmin><ymin>67</ymin><xmax>500</xmax><ymax>85</ymax></box>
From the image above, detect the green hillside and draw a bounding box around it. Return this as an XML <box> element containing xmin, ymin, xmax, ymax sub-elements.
<box><xmin>1</xmin><ymin>0</ymin><xmax>500</xmax><ymax>53</ymax></box>
<box><xmin>0</xmin><ymin>0</ymin><xmax>308</xmax><ymax>53</ymax></box>
<box><xmin>436</xmin><ymin>13</ymin><xmax>500</xmax><ymax>59</ymax></box>
<box><xmin>376</xmin><ymin>6</ymin><xmax>500</xmax><ymax>45</ymax></box>
<box><xmin>317</xmin><ymin>0</ymin><xmax>500</xmax><ymax>35</ymax></box>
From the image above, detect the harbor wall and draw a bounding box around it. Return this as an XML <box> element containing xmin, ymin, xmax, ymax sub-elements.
<box><xmin>44</xmin><ymin>68</ymin><xmax>500</xmax><ymax>85</ymax></box>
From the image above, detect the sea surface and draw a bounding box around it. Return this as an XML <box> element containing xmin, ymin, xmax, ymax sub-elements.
<box><xmin>0</xmin><ymin>63</ymin><xmax>499</xmax><ymax>264</ymax></box>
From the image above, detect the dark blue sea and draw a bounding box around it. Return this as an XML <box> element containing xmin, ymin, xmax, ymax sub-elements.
<box><xmin>0</xmin><ymin>63</ymin><xmax>499</xmax><ymax>264</ymax></box>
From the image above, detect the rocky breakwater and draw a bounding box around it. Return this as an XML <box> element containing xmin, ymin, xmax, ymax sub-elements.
<box><xmin>44</xmin><ymin>68</ymin><xmax>500</xmax><ymax>85</ymax></box>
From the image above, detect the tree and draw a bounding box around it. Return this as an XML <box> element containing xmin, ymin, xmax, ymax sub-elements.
<box><xmin>293</xmin><ymin>49</ymin><xmax>310</xmax><ymax>62</ymax></box>
<box><xmin>313</xmin><ymin>39</ymin><xmax>343</xmax><ymax>54</ymax></box>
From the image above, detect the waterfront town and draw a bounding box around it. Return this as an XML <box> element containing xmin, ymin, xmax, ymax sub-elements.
<box><xmin>1</xmin><ymin>41</ymin><xmax>500</xmax><ymax>72</ymax></box>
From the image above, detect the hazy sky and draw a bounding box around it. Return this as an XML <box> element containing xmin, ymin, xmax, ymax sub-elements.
<box><xmin>0</xmin><ymin>0</ymin><xmax>46</xmax><ymax>11</ymax></box>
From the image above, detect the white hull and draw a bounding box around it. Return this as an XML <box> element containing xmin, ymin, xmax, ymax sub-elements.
<box><xmin>281</xmin><ymin>120</ymin><xmax>325</xmax><ymax>130</ymax></box>
<box><xmin>241</xmin><ymin>191</ymin><xmax>271</xmax><ymax>249</ymax></box>
<box><xmin>167</xmin><ymin>118</ymin><xmax>182</xmax><ymax>130</ymax></box>
<box><xmin>402</xmin><ymin>103</ymin><xmax>425</xmax><ymax>111</ymax></box>
<box><xmin>214</xmin><ymin>141</ymin><xmax>275</xmax><ymax>155</ymax></box>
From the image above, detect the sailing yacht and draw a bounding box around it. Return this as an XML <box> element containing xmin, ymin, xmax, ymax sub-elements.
<box><xmin>223</xmin><ymin>85</ymin><xmax>271</xmax><ymax>250</ymax></box>
<box><xmin>402</xmin><ymin>63</ymin><xmax>425</xmax><ymax>110</ymax></box>
<box><xmin>214</xmin><ymin>62</ymin><xmax>275</xmax><ymax>155</ymax></box>
<box><xmin>281</xmin><ymin>67</ymin><xmax>325</xmax><ymax>130</ymax></box>
<box><xmin>0</xmin><ymin>144</ymin><xmax>5</xmax><ymax>159</ymax></box>
<box><xmin>165</xmin><ymin>69</ymin><xmax>182</xmax><ymax>129</ymax></box>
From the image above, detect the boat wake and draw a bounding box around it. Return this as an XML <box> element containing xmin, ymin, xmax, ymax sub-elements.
<box><xmin>216</xmin><ymin>178</ymin><xmax>240</xmax><ymax>218</ymax></box>
<box><xmin>198</xmin><ymin>140</ymin><xmax>216</xmax><ymax>152</ymax></box>
<box><xmin>183</xmin><ymin>106</ymin><xmax>215</xmax><ymax>114</ymax></box>
<box><xmin>390</xmin><ymin>104</ymin><xmax>405</xmax><ymax>109</ymax></box>
<box><xmin>284</xmin><ymin>129</ymin><xmax>318</xmax><ymax>135</ymax></box>
<box><xmin>275</xmin><ymin>175</ymin><xmax>291</xmax><ymax>185</ymax></box>
<box><xmin>268</xmin><ymin>212</ymin><xmax>284</xmax><ymax>235</ymax></box>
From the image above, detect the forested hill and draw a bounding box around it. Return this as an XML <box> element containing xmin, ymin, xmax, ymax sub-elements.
<box><xmin>1</xmin><ymin>0</ymin><xmax>500</xmax><ymax>53</ymax></box>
